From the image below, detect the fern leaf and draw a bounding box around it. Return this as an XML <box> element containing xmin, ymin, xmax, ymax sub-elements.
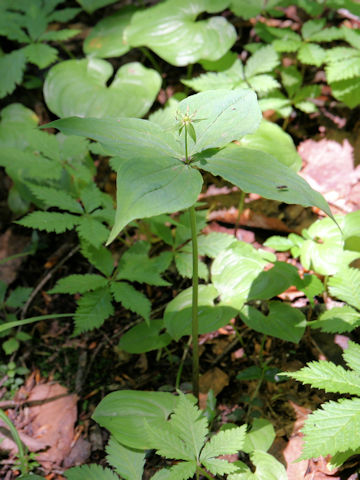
<box><xmin>65</xmin><ymin>464</ymin><xmax>118</xmax><ymax>480</ymax></box>
<box><xmin>309</xmin><ymin>306</ymin><xmax>360</xmax><ymax>333</ymax></box>
<box><xmin>285</xmin><ymin>361</ymin><xmax>360</xmax><ymax>396</ymax></box>
<box><xmin>105</xmin><ymin>436</ymin><xmax>145</xmax><ymax>480</ymax></box>
<box><xmin>247</xmin><ymin>74</ymin><xmax>280</xmax><ymax>94</ymax></box>
<box><xmin>301</xmin><ymin>398</ymin><xmax>360</xmax><ymax>458</ymax></box>
<box><xmin>0</xmin><ymin>49</ymin><xmax>26</xmax><ymax>98</ymax></box>
<box><xmin>298</xmin><ymin>43</ymin><xmax>326</xmax><ymax>66</ymax></box>
<box><xmin>23</xmin><ymin>43</ymin><xmax>57</xmax><ymax>69</ymax></box>
<box><xmin>151</xmin><ymin>461</ymin><xmax>197</xmax><ymax>480</ymax></box>
<box><xmin>344</xmin><ymin>341</ymin><xmax>360</xmax><ymax>375</ymax></box>
<box><xmin>17</xmin><ymin>211</ymin><xmax>79</xmax><ymax>233</ymax></box>
<box><xmin>145</xmin><ymin>421</ymin><xmax>194</xmax><ymax>461</ymax></box>
<box><xmin>76</xmin><ymin>216</ymin><xmax>109</xmax><ymax>249</ymax></box>
<box><xmin>28</xmin><ymin>184</ymin><xmax>83</xmax><ymax>214</ymax></box>
<box><xmin>169</xmin><ymin>394</ymin><xmax>208</xmax><ymax>460</ymax></box>
<box><xmin>74</xmin><ymin>287</ymin><xmax>114</xmax><ymax>334</ymax></box>
<box><xmin>110</xmin><ymin>282</ymin><xmax>151</xmax><ymax>323</ymax></box>
<box><xmin>80</xmin><ymin>243</ymin><xmax>114</xmax><ymax>277</ymax></box>
<box><xmin>203</xmin><ymin>458</ymin><xmax>238</xmax><ymax>475</ymax></box>
<box><xmin>328</xmin><ymin>267</ymin><xmax>360</xmax><ymax>310</ymax></box>
<box><xmin>245</xmin><ymin>45</ymin><xmax>279</xmax><ymax>78</ymax></box>
<box><xmin>201</xmin><ymin>425</ymin><xmax>246</xmax><ymax>461</ymax></box>
<box><xmin>49</xmin><ymin>274</ymin><xmax>108</xmax><ymax>295</ymax></box>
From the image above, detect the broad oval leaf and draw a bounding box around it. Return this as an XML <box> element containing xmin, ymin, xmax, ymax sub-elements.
<box><xmin>92</xmin><ymin>390</ymin><xmax>178</xmax><ymax>449</ymax></box>
<box><xmin>240</xmin><ymin>302</ymin><xmax>306</xmax><ymax>343</ymax></box>
<box><xmin>84</xmin><ymin>6</ymin><xmax>136</xmax><ymax>58</ymax></box>
<box><xmin>44</xmin><ymin>59</ymin><xmax>161</xmax><ymax>119</ymax></box>
<box><xmin>124</xmin><ymin>0</ymin><xmax>235</xmax><ymax>66</ymax></box>
<box><xmin>195</xmin><ymin>144</ymin><xmax>334</xmax><ymax>220</ymax></box>
<box><xmin>119</xmin><ymin>319</ymin><xmax>172</xmax><ymax>353</ymax></box>
<box><xmin>177</xmin><ymin>89</ymin><xmax>262</xmax><ymax>156</ymax></box>
<box><xmin>164</xmin><ymin>285</ymin><xmax>237</xmax><ymax>340</ymax></box>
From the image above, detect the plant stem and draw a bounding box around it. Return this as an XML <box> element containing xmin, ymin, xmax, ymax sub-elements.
<box><xmin>234</xmin><ymin>190</ymin><xmax>246</xmax><ymax>238</ymax></box>
<box><xmin>0</xmin><ymin>409</ymin><xmax>28</xmax><ymax>475</ymax></box>
<box><xmin>198</xmin><ymin>466</ymin><xmax>214</xmax><ymax>479</ymax></box>
<box><xmin>139</xmin><ymin>47</ymin><xmax>162</xmax><ymax>73</ymax></box>
<box><xmin>189</xmin><ymin>205</ymin><xmax>199</xmax><ymax>400</ymax></box>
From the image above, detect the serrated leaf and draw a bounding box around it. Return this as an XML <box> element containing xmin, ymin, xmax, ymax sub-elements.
<box><xmin>6</xmin><ymin>287</ymin><xmax>32</xmax><ymax>308</ymax></box>
<box><xmin>81</xmin><ymin>243</ymin><xmax>114</xmax><ymax>277</ymax></box>
<box><xmin>65</xmin><ymin>464</ymin><xmax>118</xmax><ymax>480</ymax></box>
<box><xmin>298</xmin><ymin>43</ymin><xmax>326</xmax><ymax>66</ymax></box>
<box><xmin>145</xmin><ymin>421</ymin><xmax>194</xmax><ymax>461</ymax></box>
<box><xmin>44</xmin><ymin>59</ymin><xmax>161</xmax><ymax>119</ymax></box>
<box><xmin>203</xmin><ymin>457</ymin><xmax>239</xmax><ymax>475</ymax></box>
<box><xmin>344</xmin><ymin>341</ymin><xmax>360</xmax><ymax>375</ymax></box>
<box><xmin>119</xmin><ymin>319</ymin><xmax>171</xmax><ymax>353</ymax></box>
<box><xmin>263</xmin><ymin>235</ymin><xmax>295</xmax><ymax>251</ymax></box>
<box><xmin>309</xmin><ymin>26</ymin><xmax>344</xmax><ymax>42</ymax></box>
<box><xmin>287</xmin><ymin>361</ymin><xmax>360</xmax><ymax>395</ymax></box>
<box><xmin>3</xmin><ymin>337</ymin><xmax>20</xmax><ymax>355</ymax></box>
<box><xmin>329</xmin><ymin>77</ymin><xmax>360</xmax><ymax>108</ymax></box>
<box><xmin>201</xmin><ymin>425</ymin><xmax>246</xmax><ymax>460</ymax></box>
<box><xmin>23</xmin><ymin>43</ymin><xmax>57</xmax><ymax>68</ymax></box>
<box><xmin>240</xmin><ymin>302</ymin><xmax>306</xmax><ymax>343</ymax></box>
<box><xmin>124</xmin><ymin>0</ymin><xmax>236</xmax><ymax>66</ymax></box>
<box><xmin>105</xmin><ymin>436</ymin><xmax>145</xmax><ymax>480</ymax></box>
<box><xmin>326</xmin><ymin>51</ymin><xmax>360</xmax><ymax>83</ymax></box>
<box><xmin>40</xmin><ymin>28</ymin><xmax>81</xmax><ymax>42</ymax></box>
<box><xmin>76</xmin><ymin>216</ymin><xmax>109</xmax><ymax>249</ymax></box>
<box><xmin>197</xmin><ymin>232</ymin><xmax>234</xmax><ymax>257</ymax></box>
<box><xmin>47</xmin><ymin>7</ymin><xmax>81</xmax><ymax>22</ymax></box>
<box><xmin>110</xmin><ymin>281</ymin><xmax>151</xmax><ymax>322</ymax></box>
<box><xmin>309</xmin><ymin>306</ymin><xmax>360</xmax><ymax>333</ymax></box>
<box><xmin>328</xmin><ymin>448</ymin><xmax>360</xmax><ymax>470</ymax></box>
<box><xmin>247</xmin><ymin>74</ymin><xmax>280</xmax><ymax>94</ymax></box>
<box><xmin>301</xmin><ymin>18</ymin><xmax>326</xmax><ymax>40</ymax></box>
<box><xmin>28</xmin><ymin>184</ymin><xmax>83</xmax><ymax>214</ymax></box>
<box><xmin>117</xmin><ymin>242</ymin><xmax>172</xmax><ymax>286</ymax></box>
<box><xmin>169</xmin><ymin>394</ymin><xmax>208</xmax><ymax>459</ymax></box>
<box><xmin>49</xmin><ymin>274</ymin><xmax>108</xmax><ymax>295</ymax></box>
<box><xmin>245</xmin><ymin>45</ymin><xmax>279</xmax><ymax>77</ymax></box>
<box><xmin>175</xmin><ymin>251</ymin><xmax>209</xmax><ymax>281</ymax></box>
<box><xmin>0</xmin><ymin>49</ymin><xmax>26</xmax><ymax>98</ymax></box>
<box><xmin>74</xmin><ymin>287</ymin><xmax>114</xmax><ymax>333</ymax></box>
<box><xmin>301</xmin><ymin>398</ymin><xmax>360</xmax><ymax>458</ymax></box>
<box><xmin>17</xmin><ymin>211</ymin><xmax>79</xmax><ymax>233</ymax></box>
<box><xmin>328</xmin><ymin>267</ymin><xmax>360</xmax><ymax>310</ymax></box>
<box><xmin>151</xmin><ymin>461</ymin><xmax>197</xmax><ymax>480</ymax></box>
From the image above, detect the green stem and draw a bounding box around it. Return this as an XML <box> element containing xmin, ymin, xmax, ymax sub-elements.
<box><xmin>198</xmin><ymin>466</ymin><xmax>214</xmax><ymax>479</ymax></box>
<box><xmin>175</xmin><ymin>336</ymin><xmax>192</xmax><ymax>390</ymax></box>
<box><xmin>139</xmin><ymin>47</ymin><xmax>162</xmax><ymax>73</ymax></box>
<box><xmin>189</xmin><ymin>205</ymin><xmax>199</xmax><ymax>400</ymax></box>
<box><xmin>0</xmin><ymin>409</ymin><xmax>28</xmax><ymax>474</ymax></box>
<box><xmin>234</xmin><ymin>190</ymin><xmax>246</xmax><ymax>238</ymax></box>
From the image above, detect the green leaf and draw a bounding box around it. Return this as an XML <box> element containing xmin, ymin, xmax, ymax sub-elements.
<box><xmin>203</xmin><ymin>458</ymin><xmax>239</xmax><ymax>475</ymax></box>
<box><xmin>240</xmin><ymin>302</ymin><xmax>306</xmax><ymax>343</ymax></box>
<box><xmin>44</xmin><ymin>59</ymin><xmax>161</xmax><ymax>119</ymax></box>
<box><xmin>245</xmin><ymin>45</ymin><xmax>279</xmax><ymax>77</ymax></box>
<box><xmin>93</xmin><ymin>390</ymin><xmax>178</xmax><ymax>450</ymax></box>
<box><xmin>145</xmin><ymin>421</ymin><xmax>194</xmax><ymax>461</ymax></box>
<box><xmin>240</xmin><ymin>120</ymin><xmax>301</xmax><ymax>171</ymax></box>
<box><xmin>81</xmin><ymin>243</ymin><xmax>114</xmax><ymax>277</ymax></box>
<box><xmin>182</xmin><ymin>60</ymin><xmax>245</xmax><ymax>93</ymax></box>
<box><xmin>117</xmin><ymin>242</ymin><xmax>172</xmax><ymax>286</ymax></box>
<box><xmin>3</xmin><ymin>337</ymin><xmax>20</xmax><ymax>355</ymax></box>
<box><xmin>309</xmin><ymin>306</ymin><xmax>360</xmax><ymax>333</ymax></box>
<box><xmin>23</xmin><ymin>43</ymin><xmax>57</xmax><ymax>68</ymax></box>
<box><xmin>309</xmin><ymin>26</ymin><xmax>344</xmax><ymax>42</ymax></box>
<box><xmin>295</xmin><ymin>274</ymin><xmax>324</xmax><ymax>306</ymax></box>
<box><xmin>301</xmin><ymin>398</ymin><xmax>360</xmax><ymax>458</ymax></box>
<box><xmin>298</xmin><ymin>43</ymin><xmax>326</xmax><ymax>67</ymax></box>
<box><xmin>17</xmin><ymin>211</ymin><xmax>79</xmax><ymax>233</ymax></box>
<box><xmin>250</xmin><ymin>450</ymin><xmax>287</xmax><ymax>480</ymax></box>
<box><xmin>49</xmin><ymin>274</ymin><xmax>108</xmax><ymax>295</ymax></box>
<box><xmin>6</xmin><ymin>287</ymin><xmax>32</xmax><ymax>308</ymax></box>
<box><xmin>176</xmin><ymin>89</ymin><xmax>262</xmax><ymax>155</ymax></box>
<box><xmin>124</xmin><ymin>0</ymin><xmax>235</xmax><ymax>66</ymax></box>
<box><xmin>84</xmin><ymin>6</ymin><xmax>136</xmax><ymax>58</ymax></box>
<box><xmin>111</xmin><ymin>281</ymin><xmax>151</xmax><ymax>322</ymax></box>
<box><xmin>195</xmin><ymin>144</ymin><xmax>334</xmax><ymax>221</ymax></box>
<box><xmin>329</xmin><ymin>77</ymin><xmax>360</xmax><ymax>108</ymax></box>
<box><xmin>151</xmin><ymin>461</ymin><xmax>197</xmax><ymax>480</ymax></box>
<box><xmin>169</xmin><ymin>393</ymin><xmax>208</xmax><ymax>460</ymax></box>
<box><xmin>40</xmin><ymin>28</ymin><xmax>81</xmax><ymax>42</ymax></box>
<box><xmin>0</xmin><ymin>49</ymin><xmax>26</xmax><ymax>98</ymax></box>
<box><xmin>328</xmin><ymin>448</ymin><xmax>360</xmax><ymax>470</ymax></box>
<box><xmin>106</xmin><ymin>436</ymin><xmax>145</xmax><ymax>480</ymax></box>
<box><xmin>27</xmin><ymin>184</ymin><xmax>83</xmax><ymax>214</ymax></box>
<box><xmin>301</xmin><ymin>18</ymin><xmax>326</xmax><ymax>40</ymax></box>
<box><xmin>197</xmin><ymin>232</ymin><xmax>235</xmax><ymax>257</ymax></box>
<box><xmin>65</xmin><ymin>464</ymin><xmax>118</xmax><ymax>480</ymax></box>
<box><xmin>75</xmin><ymin>0</ymin><xmax>118</xmax><ymax>13</ymax></box>
<box><xmin>247</xmin><ymin>75</ymin><xmax>280</xmax><ymax>94</ymax></box>
<box><xmin>175</xmin><ymin>251</ymin><xmax>209</xmax><ymax>281</ymax></box>
<box><xmin>74</xmin><ymin>287</ymin><xmax>114</xmax><ymax>333</ymax></box>
<box><xmin>286</xmin><ymin>361</ymin><xmax>360</xmax><ymax>396</ymax></box>
<box><xmin>164</xmin><ymin>284</ymin><xmax>236</xmax><ymax>340</ymax></box>
<box><xmin>263</xmin><ymin>235</ymin><xmax>295</xmax><ymax>251</ymax></box>
<box><xmin>201</xmin><ymin>425</ymin><xmax>246</xmax><ymax>460</ymax></box>
<box><xmin>328</xmin><ymin>268</ymin><xmax>360</xmax><ymax>310</ymax></box>
<box><xmin>326</xmin><ymin>50</ymin><xmax>360</xmax><ymax>83</ymax></box>
<box><xmin>242</xmin><ymin>419</ymin><xmax>275</xmax><ymax>454</ymax></box>
<box><xmin>247</xmin><ymin>262</ymin><xmax>300</xmax><ymax>301</ymax></box>
<box><xmin>344</xmin><ymin>341</ymin><xmax>360</xmax><ymax>375</ymax></box>
<box><xmin>76</xmin><ymin>216</ymin><xmax>109</xmax><ymax>249</ymax></box>
<box><xmin>119</xmin><ymin>319</ymin><xmax>171</xmax><ymax>353</ymax></box>
<box><xmin>211</xmin><ymin>241</ymin><xmax>267</xmax><ymax>309</ymax></box>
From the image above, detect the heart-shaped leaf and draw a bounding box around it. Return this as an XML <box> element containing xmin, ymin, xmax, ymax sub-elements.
<box><xmin>240</xmin><ymin>302</ymin><xmax>306</xmax><ymax>343</ymax></box>
<box><xmin>44</xmin><ymin>59</ymin><xmax>161</xmax><ymax>119</ymax></box>
<box><xmin>124</xmin><ymin>0</ymin><xmax>235</xmax><ymax>66</ymax></box>
<box><xmin>84</xmin><ymin>6</ymin><xmax>136</xmax><ymax>58</ymax></box>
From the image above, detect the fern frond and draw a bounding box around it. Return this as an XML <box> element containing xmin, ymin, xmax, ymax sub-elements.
<box><xmin>110</xmin><ymin>281</ymin><xmax>151</xmax><ymax>322</ymax></box>
<box><xmin>200</xmin><ymin>425</ymin><xmax>246</xmax><ymax>460</ymax></box>
<box><xmin>169</xmin><ymin>394</ymin><xmax>208</xmax><ymax>460</ymax></box>
<box><xmin>28</xmin><ymin>184</ymin><xmax>83</xmax><ymax>214</ymax></box>
<box><xmin>49</xmin><ymin>274</ymin><xmax>108</xmax><ymax>295</ymax></box>
<box><xmin>301</xmin><ymin>398</ymin><xmax>360</xmax><ymax>458</ymax></box>
<box><xmin>17</xmin><ymin>211</ymin><xmax>79</xmax><ymax>233</ymax></box>
<box><xmin>74</xmin><ymin>287</ymin><xmax>114</xmax><ymax>334</ymax></box>
<box><xmin>285</xmin><ymin>361</ymin><xmax>360</xmax><ymax>396</ymax></box>
<box><xmin>76</xmin><ymin>216</ymin><xmax>109</xmax><ymax>249</ymax></box>
<box><xmin>328</xmin><ymin>267</ymin><xmax>360</xmax><ymax>310</ymax></box>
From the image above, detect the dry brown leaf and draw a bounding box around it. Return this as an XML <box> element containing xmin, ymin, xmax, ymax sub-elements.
<box><xmin>199</xmin><ymin>367</ymin><xmax>229</xmax><ymax>409</ymax></box>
